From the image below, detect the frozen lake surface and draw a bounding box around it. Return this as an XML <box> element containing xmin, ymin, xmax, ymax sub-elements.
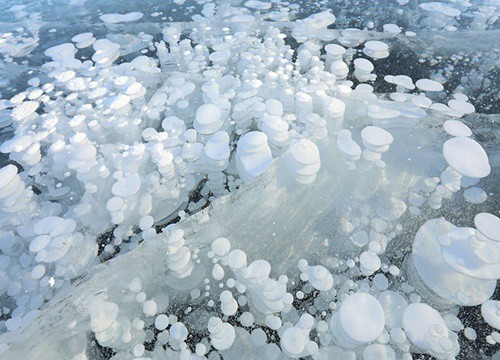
<box><xmin>0</xmin><ymin>0</ymin><xmax>498</xmax><ymax>359</ymax></box>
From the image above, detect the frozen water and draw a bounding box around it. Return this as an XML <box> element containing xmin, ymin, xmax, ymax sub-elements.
<box><xmin>0</xmin><ymin>0</ymin><xmax>498</xmax><ymax>359</ymax></box>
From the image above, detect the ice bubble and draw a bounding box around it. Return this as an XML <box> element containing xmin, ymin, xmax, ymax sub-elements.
<box><xmin>420</xmin><ymin>2</ymin><xmax>461</xmax><ymax>17</ymax></box>
<box><xmin>106</xmin><ymin>197</ymin><xmax>124</xmax><ymax>213</ymax></box>
<box><xmin>31</xmin><ymin>264</ymin><xmax>46</xmax><ymax>280</ymax></box>
<box><xmin>21</xmin><ymin>84</ymin><xmax>36</xmax><ymax>99</ymax></box>
<box><xmin>491</xmin><ymin>332</ymin><xmax>500</xmax><ymax>343</ymax></box>
<box><xmin>353</xmin><ymin>58</ymin><xmax>375</xmax><ymax>82</ymax></box>
<box><xmin>323</xmin><ymin>98</ymin><xmax>346</xmax><ymax>135</ymax></box>
<box><xmin>390</xmin><ymin>327</ymin><xmax>407</xmax><ymax>344</ymax></box>
<box><xmin>143</xmin><ymin>300</ymin><xmax>157</xmax><ymax>316</ymax></box>
<box><xmin>105</xmin><ymin>94</ymin><xmax>130</xmax><ymax>111</ymax></box>
<box><xmin>209</xmin><ymin>50</ymin><xmax>231</xmax><ymax>64</ymax></box>
<box><xmin>71</xmin><ymin>32</ymin><xmax>93</xmax><ymax>43</ymax></box>
<box><xmin>448</xmin><ymin>99</ymin><xmax>475</xmax><ymax>116</ymax></box>
<box><xmin>240</xmin><ymin>312</ymin><xmax>255</xmax><ymax>327</ymax></box>
<box><xmin>136</xmin><ymin>292</ymin><xmax>146</xmax><ymax>303</ymax></box>
<box><xmin>292</xmin><ymin>11</ymin><xmax>336</xmax><ymax>43</ymax></box>
<box><xmin>351</xmin><ymin>230</ymin><xmax>369</xmax><ymax>247</ymax></box>
<box><xmin>5</xmin><ymin>317</ymin><xmax>22</xmax><ymax>332</ymax></box>
<box><xmin>44</xmin><ymin>43</ymin><xmax>80</xmax><ymax>68</ymax></box>
<box><xmin>160</xmin><ymin>116</ymin><xmax>185</xmax><ymax>137</ymax></box>
<box><xmin>0</xmin><ymin>135</ymin><xmax>32</xmax><ymax>155</ymax></box>
<box><xmin>212</xmin><ymin>264</ymin><xmax>225</xmax><ymax>280</ymax></box>
<box><xmin>71</xmin><ymin>32</ymin><xmax>95</xmax><ymax>49</ymax></box>
<box><xmin>298</xmin><ymin>260</ymin><xmax>334</xmax><ymax>291</ymax></box>
<box><xmin>481</xmin><ymin>300</ymin><xmax>500</xmax><ymax>330</ymax></box>
<box><xmin>29</xmin><ymin>235</ymin><xmax>50</xmax><ymax>253</ymax></box>
<box><xmin>266</xmin><ymin>315</ymin><xmax>282</xmax><ymax>330</ymax></box>
<box><xmin>363</xmin><ymin>344</ymin><xmax>396</xmax><ymax>360</ymax></box>
<box><xmin>34</xmin><ymin>218</ymin><xmax>60</xmax><ymax>236</ymax></box>
<box><xmin>359</xmin><ymin>251</ymin><xmax>381</xmax><ymax>276</ymax></box>
<box><xmin>265</xmin><ymin>343</ymin><xmax>281</xmax><ymax>359</ymax></box>
<box><xmin>412</xmin><ymin>219</ymin><xmax>496</xmax><ymax>306</ymax></box>
<box><xmin>194</xmin><ymin>104</ymin><xmax>223</xmax><ymax>135</ymax></box>
<box><xmin>259</xmin><ymin>113</ymin><xmax>290</xmax><ymax>148</ymax></box>
<box><xmin>442</xmin><ymin>137</ymin><xmax>490</xmax><ymax>179</ymax></box>
<box><xmin>363</xmin><ymin>41</ymin><xmax>389</xmax><ymax>59</ymax></box>
<box><xmin>403</xmin><ymin>303</ymin><xmax>457</xmax><ymax>357</ymax></box>
<box><xmin>165</xmin><ymin>229</ymin><xmax>193</xmax><ymax>278</ymax></box>
<box><xmin>241</xmin><ymin>259</ymin><xmax>271</xmax><ymax>282</ymax></box>
<box><xmin>284</xmin><ymin>139</ymin><xmax>321</xmax><ymax>184</ymax></box>
<box><xmin>331</xmin><ymin>293</ymin><xmax>385</xmax><ymax>348</ymax></box>
<box><xmin>244</xmin><ymin>0</ymin><xmax>272</xmax><ymax>10</ymax></box>
<box><xmin>281</xmin><ymin>314</ymin><xmax>316</xmax><ymax>358</ymax></box>
<box><xmin>111</xmin><ymin>174</ymin><xmax>141</xmax><ymax>198</ymax></box>
<box><xmin>282</xmin><ymin>327</ymin><xmax>307</xmax><ymax>357</ymax></box>
<box><xmin>361</xmin><ymin>126</ymin><xmax>394</xmax><ymax>152</ymax></box>
<box><xmin>128</xmin><ymin>277</ymin><xmax>141</xmax><ymax>293</ymax></box>
<box><xmin>88</xmin><ymin>300</ymin><xmax>119</xmax><ymax>334</ymax></box>
<box><xmin>125</xmin><ymin>82</ymin><xmax>146</xmax><ymax>99</ymax></box>
<box><xmin>211</xmin><ymin>237</ymin><xmax>231</xmax><ymax>258</ymax></box>
<box><xmin>330</xmin><ymin>61</ymin><xmax>349</xmax><ymax>80</ymax></box>
<box><xmin>139</xmin><ymin>216</ymin><xmax>154</xmax><ymax>230</ymax></box>
<box><xmin>195</xmin><ymin>343</ymin><xmax>207</xmax><ymax>356</ymax></box>
<box><xmin>443</xmin><ymin>120</ymin><xmax>472</xmax><ymax>137</ymax></box>
<box><xmin>339</xmin><ymin>28</ymin><xmax>365</xmax><ymax>47</ymax></box>
<box><xmin>265</xmin><ymin>99</ymin><xmax>283</xmax><ymax>116</ymax></box>
<box><xmin>324</xmin><ymin>44</ymin><xmax>346</xmax><ymax>68</ymax></box>
<box><xmin>99</xmin><ymin>12</ymin><xmax>144</xmax><ymax>24</ymax></box>
<box><xmin>204</xmin><ymin>131</ymin><xmax>230</xmax><ymax>165</ymax></box>
<box><xmin>11</xmin><ymin>101</ymin><xmax>39</xmax><ymax>121</ymax></box>
<box><xmin>227</xmin><ymin>249</ymin><xmax>247</xmax><ymax>272</ymax></box>
<box><xmin>464</xmin><ymin>186</ymin><xmax>487</xmax><ymax>204</ymax></box>
<box><xmin>132</xmin><ymin>343</ymin><xmax>145</xmax><ymax>357</ymax></box>
<box><xmin>170</xmin><ymin>322</ymin><xmax>188</xmax><ymax>342</ymax></box>
<box><xmin>385</xmin><ymin>75</ymin><xmax>415</xmax><ymax>90</ymax></box>
<box><xmin>0</xmin><ymin>165</ymin><xmax>18</xmax><ymax>193</ymax></box>
<box><xmin>236</xmin><ymin>131</ymin><xmax>273</xmax><ymax>181</ymax></box>
<box><xmin>130</xmin><ymin>55</ymin><xmax>160</xmax><ymax>74</ymax></box>
<box><xmin>383</xmin><ymin>23</ymin><xmax>401</xmax><ymax>34</ymax></box>
<box><xmin>208</xmin><ymin>317</ymin><xmax>235</xmax><ymax>350</ymax></box>
<box><xmin>377</xmin><ymin>197</ymin><xmax>407</xmax><ymax>221</ymax></box>
<box><xmin>0</xmin><ymin>113</ymin><xmax>13</xmax><ymax>129</ymax></box>
<box><xmin>437</xmin><ymin>231</ymin><xmax>498</xmax><ymax>282</ymax></box>
<box><xmin>464</xmin><ymin>327</ymin><xmax>477</xmax><ymax>341</ymax></box>
<box><xmin>220</xmin><ymin>290</ymin><xmax>238</xmax><ymax>316</ymax></box>
<box><xmin>474</xmin><ymin>213</ymin><xmax>500</xmax><ymax>242</ymax></box>
<box><xmin>251</xmin><ymin>328</ymin><xmax>267</xmax><ymax>346</ymax></box>
<box><xmin>92</xmin><ymin>39</ymin><xmax>120</xmax><ymax>66</ymax></box>
<box><xmin>372</xmin><ymin>273</ymin><xmax>389</xmax><ymax>290</ymax></box>
<box><xmin>415</xmin><ymin>79</ymin><xmax>444</xmax><ymax>92</ymax></box>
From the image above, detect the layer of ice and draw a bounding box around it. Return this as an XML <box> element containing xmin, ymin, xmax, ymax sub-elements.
<box><xmin>0</xmin><ymin>1</ymin><xmax>497</xmax><ymax>359</ymax></box>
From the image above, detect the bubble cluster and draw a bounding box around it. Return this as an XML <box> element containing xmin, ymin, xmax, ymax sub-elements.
<box><xmin>0</xmin><ymin>1</ymin><xmax>498</xmax><ymax>359</ymax></box>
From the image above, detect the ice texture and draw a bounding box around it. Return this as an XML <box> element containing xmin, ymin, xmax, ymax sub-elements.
<box><xmin>0</xmin><ymin>0</ymin><xmax>498</xmax><ymax>359</ymax></box>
